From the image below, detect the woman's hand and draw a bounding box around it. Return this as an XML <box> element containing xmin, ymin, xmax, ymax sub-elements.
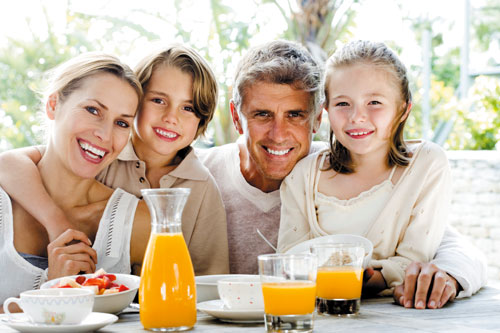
<box><xmin>393</xmin><ymin>262</ymin><xmax>458</xmax><ymax>309</ymax></box>
<box><xmin>47</xmin><ymin>229</ymin><xmax>97</xmax><ymax>280</ymax></box>
<box><xmin>362</xmin><ymin>267</ymin><xmax>387</xmax><ymax>297</ymax></box>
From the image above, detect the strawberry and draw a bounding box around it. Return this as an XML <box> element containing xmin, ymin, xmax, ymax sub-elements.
<box><xmin>75</xmin><ymin>276</ymin><xmax>86</xmax><ymax>285</ymax></box>
<box><xmin>83</xmin><ymin>277</ymin><xmax>105</xmax><ymax>290</ymax></box>
<box><xmin>118</xmin><ymin>284</ymin><xmax>129</xmax><ymax>292</ymax></box>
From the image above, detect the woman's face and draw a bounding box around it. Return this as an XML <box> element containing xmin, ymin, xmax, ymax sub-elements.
<box><xmin>48</xmin><ymin>72</ymin><xmax>139</xmax><ymax>179</ymax></box>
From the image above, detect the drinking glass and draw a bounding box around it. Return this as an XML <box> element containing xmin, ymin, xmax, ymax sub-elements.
<box><xmin>311</xmin><ymin>243</ymin><xmax>365</xmax><ymax>316</ymax></box>
<box><xmin>258</xmin><ymin>253</ymin><xmax>318</xmax><ymax>333</ymax></box>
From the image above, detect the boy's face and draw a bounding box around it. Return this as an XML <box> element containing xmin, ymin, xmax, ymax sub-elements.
<box><xmin>133</xmin><ymin>65</ymin><xmax>200</xmax><ymax>163</ymax></box>
<box><xmin>232</xmin><ymin>81</ymin><xmax>321</xmax><ymax>192</ymax></box>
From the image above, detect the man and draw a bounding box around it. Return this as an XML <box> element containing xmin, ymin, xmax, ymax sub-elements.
<box><xmin>197</xmin><ymin>39</ymin><xmax>487</xmax><ymax>309</ymax></box>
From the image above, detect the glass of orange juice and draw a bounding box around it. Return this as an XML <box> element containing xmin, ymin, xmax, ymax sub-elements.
<box><xmin>311</xmin><ymin>243</ymin><xmax>365</xmax><ymax>316</ymax></box>
<box><xmin>258</xmin><ymin>254</ymin><xmax>318</xmax><ymax>333</ymax></box>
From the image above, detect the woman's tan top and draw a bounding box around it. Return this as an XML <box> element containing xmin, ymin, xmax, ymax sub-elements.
<box><xmin>97</xmin><ymin>140</ymin><xmax>229</xmax><ymax>276</ymax></box>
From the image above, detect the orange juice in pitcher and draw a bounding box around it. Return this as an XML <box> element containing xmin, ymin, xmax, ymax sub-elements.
<box><xmin>139</xmin><ymin>188</ymin><xmax>196</xmax><ymax>331</ymax></box>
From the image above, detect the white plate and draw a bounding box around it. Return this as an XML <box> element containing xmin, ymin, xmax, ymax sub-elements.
<box><xmin>0</xmin><ymin>312</ymin><xmax>118</xmax><ymax>332</ymax></box>
<box><xmin>285</xmin><ymin>234</ymin><xmax>373</xmax><ymax>268</ymax></box>
<box><xmin>197</xmin><ymin>299</ymin><xmax>264</xmax><ymax>323</ymax></box>
<box><xmin>195</xmin><ymin>274</ymin><xmax>258</xmax><ymax>303</ymax></box>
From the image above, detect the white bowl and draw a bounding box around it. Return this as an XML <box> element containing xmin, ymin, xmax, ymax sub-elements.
<box><xmin>40</xmin><ymin>273</ymin><xmax>140</xmax><ymax>314</ymax></box>
<box><xmin>217</xmin><ymin>276</ymin><xmax>263</xmax><ymax>310</ymax></box>
<box><xmin>285</xmin><ymin>234</ymin><xmax>373</xmax><ymax>268</ymax></box>
<box><xmin>195</xmin><ymin>274</ymin><xmax>258</xmax><ymax>303</ymax></box>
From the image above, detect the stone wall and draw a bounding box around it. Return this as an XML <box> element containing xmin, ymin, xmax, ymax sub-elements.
<box><xmin>446</xmin><ymin>150</ymin><xmax>500</xmax><ymax>283</ymax></box>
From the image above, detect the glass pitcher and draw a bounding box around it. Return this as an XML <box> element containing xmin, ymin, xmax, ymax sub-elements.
<box><xmin>139</xmin><ymin>188</ymin><xmax>196</xmax><ymax>331</ymax></box>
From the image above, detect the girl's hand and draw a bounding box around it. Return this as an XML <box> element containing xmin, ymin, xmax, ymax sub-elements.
<box><xmin>393</xmin><ymin>262</ymin><xmax>458</xmax><ymax>309</ymax></box>
<box><xmin>362</xmin><ymin>267</ymin><xmax>387</xmax><ymax>297</ymax></box>
<box><xmin>47</xmin><ymin>229</ymin><xmax>97</xmax><ymax>280</ymax></box>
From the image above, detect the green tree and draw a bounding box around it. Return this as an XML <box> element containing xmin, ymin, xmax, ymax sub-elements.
<box><xmin>266</xmin><ymin>0</ymin><xmax>360</xmax><ymax>61</ymax></box>
<box><xmin>0</xmin><ymin>5</ymin><xmax>101</xmax><ymax>151</ymax></box>
<box><xmin>472</xmin><ymin>0</ymin><xmax>500</xmax><ymax>66</ymax></box>
<box><xmin>447</xmin><ymin>76</ymin><xmax>500</xmax><ymax>149</ymax></box>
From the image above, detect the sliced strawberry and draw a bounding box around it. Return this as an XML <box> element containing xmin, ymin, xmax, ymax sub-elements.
<box><xmin>118</xmin><ymin>284</ymin><xmax>129</xmax><ymax>292</ymax></box>
<box><xmin>75</xmin><ymin>276</ymin><xmax>86</xmax><ymax>285</ymax></box>
<box><xmin>102</xmin><ymin>276</ymin><xmax>113</xmax><ymax>289</ymax></box>
<box><xmin>104</xmin><ymin>274</ymin><xmax>116</xmax><ymax>281</ymax></box>
<box><xmin>83</xmin><ymin>277</ymin><xmax>105</xmax><ymax>289</ymax></box>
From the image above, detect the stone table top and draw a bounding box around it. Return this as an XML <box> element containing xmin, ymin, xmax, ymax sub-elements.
<box><xmin>2</xmin><ymin>285</ymin><xmax>499</xmax><ymax>332</ymax></box>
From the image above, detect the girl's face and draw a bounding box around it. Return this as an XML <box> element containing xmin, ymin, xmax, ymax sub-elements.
<box><xmin>49</xmin><ymin>72</ymin><xmax>138</xmax><ymax>179</ymax></box>
<box><xmin>133</xmin><ymin>65</ymin><xmax>200</xmax><ymax>163</ymax></box>
<box><xmin>326</xmin><ymin>63</ymin><xmax>403</xmax><ymax>162</ymax></box>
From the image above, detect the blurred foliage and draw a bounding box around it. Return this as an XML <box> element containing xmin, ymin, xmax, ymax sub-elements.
<box><xmin>447</xmin><ymin>76</ymin><xmax>500</xmax><ymax>149</ymax></box>
<box><xmin>0</xmin><ymin>7</ymin><xmax>98</xmax><ymax>151</ymax></box>
<box><xmin>472</xmin><ymin>0</ymin><xmax>500</xmax><ymax>66</ymax></box>
<box><xmin>0</xmin><ymin>0</ymin><xmax>499</xmax><ymax>151</ymax></box>
<box><xmin>405</xmin><ymin>78</ymin><xmax>456</xmax><ymax>141</ymax></box>
<box><xmin>265</xmin><ymin>0</ymin><xmax>359</xmax><ymax>61</ymax></box>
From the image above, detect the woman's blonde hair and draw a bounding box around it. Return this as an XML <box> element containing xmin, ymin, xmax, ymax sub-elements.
<box><xmin>44</xmin><ymin>52</ymin><xmax>142</xmax><ymax>112</ymax></box>
<box><xmin>324</xmin><ymin>40</ymin><xmax>412</xmax><ymax>173</ymax></box>
<box><xmin>134</xmin><ymin>44</ymin><xmax>218</xmax><ymax>138</ymax></box>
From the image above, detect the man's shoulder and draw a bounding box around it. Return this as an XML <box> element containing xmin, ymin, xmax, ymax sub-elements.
<box><xmin>309</xmin><ymin>141</ymin><xmax>328</xmax><ymax>155</ymax></box>
<box><xmin>195</xmin><ymin>142</ymin><xmax>237</xmax><ymax>160</ymax></box>
<box><xmin>195</xmin><ymin>143</ymin><xmax>240</xmax><ymax>178</ymax></box>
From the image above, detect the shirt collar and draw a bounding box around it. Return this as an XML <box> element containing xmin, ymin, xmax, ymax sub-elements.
<box><xmin>168</xmin><ymin>146</ymin><xmax>209</xmax><ymax>181</ymax></box>
<box><xmin>117</xmin><ymin>139</ymin><xmax>209</xmax><ymax>181</ymax></box>
<box><xmin>117</xmin><ymin>138</ymin><xmax>140</xmax><ymax>161</ymax></box>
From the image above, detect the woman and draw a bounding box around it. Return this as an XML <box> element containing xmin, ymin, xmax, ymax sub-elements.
<box><xmin>0</xmin><ymin>52</ymin><xmax>151</xmax><ymax>304</ymax></box>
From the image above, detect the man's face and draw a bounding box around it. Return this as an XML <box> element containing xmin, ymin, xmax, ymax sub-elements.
<box><xmin>232</xmin><ymin>81</ymin><xmax>321</xmax><ymax>192</ymax></box>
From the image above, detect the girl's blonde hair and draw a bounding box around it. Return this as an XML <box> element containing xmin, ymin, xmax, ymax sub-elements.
<box><xmin>45</xmin><ymin>52</ymin><xmax>142</xmax><ymax>112</ymax></box>
<box><xmin>324</xmin><ymin>40</ymin><xmax>412</xmax><ymax>173</ymax></box>
<box><xmin>134</xmin><ymin>44</ymin><xmax>218</xmax><ymax>138</ymax></box>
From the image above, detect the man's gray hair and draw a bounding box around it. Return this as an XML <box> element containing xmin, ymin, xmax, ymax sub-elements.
<box><xmin>232</xmin><ymin>40</ymin><xmax>324</xmax><ymax>116</ymax></box>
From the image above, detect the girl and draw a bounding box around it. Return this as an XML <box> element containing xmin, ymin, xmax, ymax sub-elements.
<box><xmin>277</xmin><ymin>40</ymin><xmax>451</xmax><ymax>295</ymax></box>
<box><xmin>0</xmin><ymin>52</ymin><xmax>150</xmax><ymax>303</ymax></box>
<box><xmin>0</xmin><ymin>44</ymin><xmax>229</xmax><ymax>276</ymax></box>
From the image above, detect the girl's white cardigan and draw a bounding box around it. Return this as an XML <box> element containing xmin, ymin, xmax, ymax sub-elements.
<box><xmin>278</xmin><ymin>140</ymin><xmax>452</xmax><ymax>292</ymax></box>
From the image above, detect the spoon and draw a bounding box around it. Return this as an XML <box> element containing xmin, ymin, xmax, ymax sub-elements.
<box><xmin>256</xmin><ymin>228</ymin><xmax>278</xmax><ymax>252</ymax></box>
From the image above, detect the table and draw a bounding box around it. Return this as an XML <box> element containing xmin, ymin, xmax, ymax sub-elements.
<box><xmin>2</xmin><ymin>286</ymin><xmax>500</xmax><ymax>332</ymax></box>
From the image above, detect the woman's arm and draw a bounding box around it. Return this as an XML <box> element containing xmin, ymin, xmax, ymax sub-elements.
<box><xmin>0</xmin><ymin>147</ymin><xmax>72</xmax><ymax>241</ymax></box>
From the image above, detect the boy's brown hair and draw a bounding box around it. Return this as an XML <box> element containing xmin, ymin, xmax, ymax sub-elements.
<box><xmin>135</xmin><ymin>44</ymin><xmax>218</xmax><ymax>138</ymax></box>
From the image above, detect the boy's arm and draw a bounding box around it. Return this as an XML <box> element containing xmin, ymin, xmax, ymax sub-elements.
<box><xmin>0</xmin><ymin>146</ymin><xmax>72</xmax><ymax>241</ymax></box>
